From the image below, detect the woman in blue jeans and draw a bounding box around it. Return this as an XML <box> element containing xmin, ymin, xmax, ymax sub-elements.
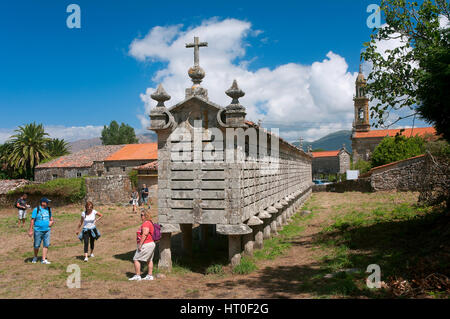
<box><xmin>28</xmin><ymin>198</ymin><xmax>54</xmax><ymax>264</ymax></box>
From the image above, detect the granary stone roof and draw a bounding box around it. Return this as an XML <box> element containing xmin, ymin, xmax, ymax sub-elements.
<box><xmin>36</xmin><ymin>145</ymin><xmax>124</xmax><ymax>168</ymax></box>
<box><xmin>353</xmin><ymin>127</ymin><xmax>436</xmax><ymax>139</ymax></box>
<box><xmin>104</xmin><ymin>143</ymin><xmax>158</xmax><ymax>161</ymax></box>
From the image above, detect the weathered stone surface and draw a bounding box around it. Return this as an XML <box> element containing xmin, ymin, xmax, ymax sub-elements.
<box><xmin>160</xmin><ymin>223</ymin><xmax>180</xmax><ymax>233</ymax></box>
<box><xmin>267</xmin><ymin>206</ymin><xmax>278</xmax><ymax>214</ymax></box>
<box><xmin>274</xmin><ymin>202</ymin><xmax>283</xmax><ymax>210</ymax></box>
<box><xmin>85</xmin><ymin>175</ymin><xmax>131</xmax><ymax>205</ymax></box>
<box><xmin>247</xmin><ymin>216</ymin><xmax>263</xmax><ymax>226</ymax></box>
<box><xmin>229</xmin><ymin>235</ymin><xmax>242</xmax><ymax>267</ymax></box>
<box><xmin>158</xmin><ymin>233</ymin><xmax>172</xmax><ymax>272</ymax></box>
<box><xmin>257</xmin><ymin>210</ymin><xmax>271</xmax><ymax>219</ymax></box>
<box><xmin>216</xmin><ymin>224</ymin><xmax>252</xmax><ymax>235</ymax></box>
<box><xmin>243</xmin><ymin>233</ymin><xmax>254</xmax><ymax>257</ymax></box>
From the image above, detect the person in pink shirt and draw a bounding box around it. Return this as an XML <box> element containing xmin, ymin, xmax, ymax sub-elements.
<box><xmin>129</xmin><ymin>209</ymin><xmax>155</xmax><ymax>281</ymax></box>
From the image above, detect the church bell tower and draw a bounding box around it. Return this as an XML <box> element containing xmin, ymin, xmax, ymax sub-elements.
<box><xmin>353</xmin><ymin>65</ymin><xmax>370</xmax><ymax>132</ymax></box>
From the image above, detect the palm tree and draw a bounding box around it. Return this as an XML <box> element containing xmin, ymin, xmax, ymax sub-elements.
<box><xmin>7</xmin><ymin>123</ymin><xmax>51</xmax><ymax>179</ymax></box>
<box><xmin>46</xmin><ymin>138</ymin><xmax>70</xmax><ymax>157</ymax></box>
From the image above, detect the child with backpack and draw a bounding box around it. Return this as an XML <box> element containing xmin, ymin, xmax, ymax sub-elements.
<box><xmin>128</xmin><ymin>209</ymin><xmax>161</xmax><ymax>281</ymax></box>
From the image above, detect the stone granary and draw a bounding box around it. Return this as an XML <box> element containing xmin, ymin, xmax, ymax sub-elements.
<box><xmin>351</xmin><ymin>65</ymin><xmax>436</xmax><ymax>162</ymax></box>
<box><xmin>311</xmin><ymin>146</ymin><xmax>351</xmax><ymax>178</ymax></box>
<box><xmin>150</xmin><ymin>37</ymin><xmax>313</xmax><ymax>270</ymax></box>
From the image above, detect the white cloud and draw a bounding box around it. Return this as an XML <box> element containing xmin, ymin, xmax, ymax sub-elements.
<box><xmin>130</xmin><ymin>18</ymin><xmax>359</xmax><ymax>142</ymax></box>
<box><xmin>0</xmin><ymin>125</ymin><xmax>103</xmax><ymax>144</ymax></box>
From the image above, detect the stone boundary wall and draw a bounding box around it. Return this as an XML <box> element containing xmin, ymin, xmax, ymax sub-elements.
<box><xmin>85</xmin><ymin>175</ymin><xmax>132</xmax><ymax>205</ymax></box>
<box><xmin>368</xmin><ymin>155</ymin><xmax>426</xmax><ymax>191</ymax></box>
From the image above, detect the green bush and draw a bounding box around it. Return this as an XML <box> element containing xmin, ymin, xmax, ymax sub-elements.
<box><xmin>8</xmin><ymin>177</ymin><xmax>86</xmax><ymax>203</ymax></box>
<box><xmin>352</xmin><ymin>159</ymin><xmax>371</xmax><ymax>174</ymax></box>
<box><xmin>128</xmin><ymin>170</ymin><xmax>138</xmax><ymax>189</ymax></box>
<box><xmin>371</xmin><ymin>135</ymin><xmax>425</xmax><ymax>167</ymax></box>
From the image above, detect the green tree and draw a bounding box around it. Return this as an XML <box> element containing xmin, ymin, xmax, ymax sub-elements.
<box><xmin>7</xmin><ymin>123</ymin><xmax>51</xmax><ymax>179</ymax></box>
<box><xmin>101</xmin><ymin>121</ymin><xmax>139</xmax><ymax>145</ymax></box>
<box><xmin>361</xmin><ymin>0</ymin><xmax>449</xmax><ymax>139</ymax></box>
<box><xmin>371</xmin><ymin>134</ymin><xmax>426</xmax><ymax>167</ymax></box>
<box><xmin>46</xmin><ymin>138</ymin><xmax>70</xmax><ymax>158</ymax></box>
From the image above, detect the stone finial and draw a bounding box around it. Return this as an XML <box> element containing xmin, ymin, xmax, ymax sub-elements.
<box><xmin>224</xmin><ymin>79</ymin><xmax>246</xmax><ymax>127</ymax></box>
<box><xmin>226</xmin><ymin>79</ymin><xmax>245</xmax><ymax>109</ymax></box>
<box><xmin>307</xmin><ymin>145</ymin><xmax>312</xmax><ymax>153</ymax></box>
<box><xmin>151</xmin><ymin>84</ymin><xmax>171</xmax><ymax>107</ymax></box>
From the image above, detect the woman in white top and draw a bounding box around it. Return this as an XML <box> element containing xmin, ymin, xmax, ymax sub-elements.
<box><xmin>76</xmin><ymin>201</ymin><xmax>103</xmax><ymax>262</ymax></box>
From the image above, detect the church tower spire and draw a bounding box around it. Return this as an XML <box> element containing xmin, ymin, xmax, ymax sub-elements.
<box><xmin>353</xmin><ymin>64</ymin><xmax>370</xmax><ymax>132</ymax></box>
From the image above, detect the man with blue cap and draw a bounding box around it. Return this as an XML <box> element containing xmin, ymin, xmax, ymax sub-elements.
<box><xmin>28</xmin><ymin>197</ymin><xmax>54</xmax><ymax>264</ymax></box>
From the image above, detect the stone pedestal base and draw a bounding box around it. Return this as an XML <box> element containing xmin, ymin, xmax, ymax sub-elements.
<box><xmin>158</xmin><ymin>233</ymin><xmax>172</xmax><ymax>272</ymax></box>
<box><xmin>243</xmin><ymin>233</ymin><xmax>254</xmax><ymax>257</ymax></box>
<box><xmin>229</xmin><ymin>235</ymin><xmax>242</xmax><ymax>267</ymax></box>
<box><xmin>253</xmin><ymin>225</ymin><xmax>264</xmax><ymax>250</ymax></box>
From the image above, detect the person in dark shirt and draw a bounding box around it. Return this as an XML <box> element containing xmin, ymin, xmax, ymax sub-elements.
<box><xmin>141</xmin><ymin>184</ymin><xmax>150</xmax><ymax>208</ymax></box>
<box><xmin>16</xmin><ymin>193</ymin><xmax>30</xmax><ymax>227</ymax></box>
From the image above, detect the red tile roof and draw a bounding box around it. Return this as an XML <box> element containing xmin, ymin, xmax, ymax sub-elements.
<box><xmin>311</xmin><ymin>150</ymin><xmax>340</xmax><ymax>158</ymax></box>
<box><xmin>354</xmin><ymin>127</ymin><xmax>436</xmax><ymax>139</ymax></box>
<box><xmin>105</xmin><ymin>143</ymin><xmax>158</xmax><ymax>161</ymax></box>
<box><xmin>36</xmin><ymin>145</ymin><xmax>124</xmax><ymax>168</ymax></box>
<box><xmin>134</xmin><ymin>160</ymin><xmax>158</xmax><ymax>171</ymax></box>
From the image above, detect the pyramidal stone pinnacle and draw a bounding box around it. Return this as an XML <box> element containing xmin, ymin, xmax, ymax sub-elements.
<box><xmin>151</xmin><ymin>84</ymin><xmax>171</xmax><ymax>107</ymax></box>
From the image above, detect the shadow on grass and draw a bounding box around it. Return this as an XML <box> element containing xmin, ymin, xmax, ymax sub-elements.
<box><xmin>112</xmin><ymin>226</ymin><xmax>229</xmax><ymax>275</ymax></box>
<box><xmin>207</xmin><ymin>206</ymin><xmax>449</xmax><ymax>298</ymax></box>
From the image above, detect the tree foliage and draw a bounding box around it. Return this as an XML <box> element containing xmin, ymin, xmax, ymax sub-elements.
<box><xmin>361</xmin><ymin>0</ymin><xmax>449</xmax><ymax>140</ymax></box>
<box><xmin>46</xmin><ymin>138</ymin><xmax>70</xmax><ymax>158</ymax></box>
<box><xmin>6</xmin><ymin>123</ymin><xmax>51</xmax><ymax>179</ymax></box>
<box><xmin>371</xmin><ymin>134</ymin><xmax>426</xmax><ymax>167</ymax></box>
<box><xmin>101</xmin><ymin>121</ymin><xmax>139</xmax><ymax>145</ymax></box>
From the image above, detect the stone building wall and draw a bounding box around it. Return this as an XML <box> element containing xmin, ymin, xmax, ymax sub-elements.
<box><xmin>84</xmin><ymin>175</ymin><xmax>132</xmax><ymax>205</ymax></box>
<box><xmin>103</xmin><ymin>160</ymin><xmax>153</xmax><ymax>176</ymax></box>
<box><xmin>312</xmin><ymin>157</ymin><xmax>339</xmax><ymax>177</ymax></box>
<box><xmin>34</xmin><ymin>167</ymin><xmax>91</xmax><ymax>182</ymax></box>
<box><xmin>339</xmin><ymin>152</ymin><xmax>351</xmax><ymax>174</ymax></box>
<box><xmin>351</xmin><ymin>136</ymin><xmax>383</xmax><ymax>162</ymax></box>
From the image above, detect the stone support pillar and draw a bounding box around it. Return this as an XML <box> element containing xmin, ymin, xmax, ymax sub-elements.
<box><xmin>158</xmin><ymin>223</ymin><xmax>180</xmax><ymax>272</ymax></box>
<box><xmin>229</xmin><ymin>235</ymin><xmax>242</xmax><ymax>267</ymax></box>
<box><xmin>216</xmin><ymin>224</ymin><xmax>252</xmax><ymax>267</ymax></box>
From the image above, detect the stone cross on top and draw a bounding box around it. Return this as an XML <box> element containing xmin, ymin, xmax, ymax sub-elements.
<box><xmin>186</xmin><ymin>36</ymin><xmax>208</xmax><ymax>66</ymax></box>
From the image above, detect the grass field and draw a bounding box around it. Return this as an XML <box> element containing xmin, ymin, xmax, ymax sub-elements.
<box><xmin>0</xmin><ymin>191</ymin><xmax>448</xmax><ymax>298</ymax></box>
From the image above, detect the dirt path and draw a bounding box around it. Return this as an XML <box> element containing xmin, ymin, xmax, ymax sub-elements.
<box><xmin>0</xmin><ymin>192</ymin><xmax>389</xmax><ymax>299</ymax></box>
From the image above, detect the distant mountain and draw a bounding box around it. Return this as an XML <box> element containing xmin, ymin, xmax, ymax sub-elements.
<box><xmin>292</xmin><ymin>130</ymin><xmax>352</xmax><ymax>152</ymax></box>
<box><xmin>68</xmin><ymin>132</ymin><xmax>157</xmax><ymax>153</ymax></box>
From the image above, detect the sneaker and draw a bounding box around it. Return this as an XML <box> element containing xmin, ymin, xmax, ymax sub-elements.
<box><xmin>128</xmin><ymin>275</ymin><xmax>142</xmax><ymax>281</ymax></box>
<box><xmin>142</xmin><ymin>275</ymin><xmax>154</xmax><ymax>281</ymax></box>
<box><xmin>41</xmin><ymin>259</ymin><xmax>51</xmax><ymax>265</ymax></box>
<box><xmin>31</xmin><ymin>257</ymin><xmax>38</xmax><ymax>264</ymax></box>
<box><xmin>90</xmin><ymin>253</ymin><xmax>94</xmax><ymax>257</ymax></box>
<box><xmin>84</xmin><ymin>257</ymin><xmax>89</xmax><ymax>262</ymax></box>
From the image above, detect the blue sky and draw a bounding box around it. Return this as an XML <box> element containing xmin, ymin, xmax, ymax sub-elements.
<box><xmin>0</xmin><ymin>0</ymin><xmax>428</xmax><ymax>143</ymax></box>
